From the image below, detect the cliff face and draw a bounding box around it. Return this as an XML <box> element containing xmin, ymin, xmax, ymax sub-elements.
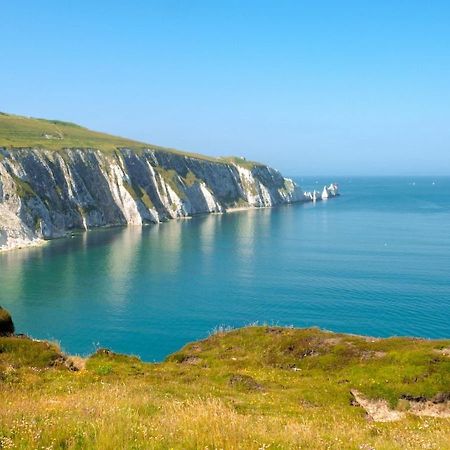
<box><xmin>0</xmin><ymin>147</ymin><xmax>310</xmax><ymax>251</ymax></box>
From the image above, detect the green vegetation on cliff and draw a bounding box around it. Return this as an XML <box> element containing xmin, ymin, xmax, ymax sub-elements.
<box><xmin>0</xmin><ymin>112</ymin><xmax>144</xmax><ymax>152</ymax></box>
<box><xmin>0</xmin><ymin>326</ymin><xmax>449</xmax><ymax>449</ymax></box>
<box><xmin>0</xmin><ymin>112</ymin><xmax>262</xmax><ymax>167</ymax></box>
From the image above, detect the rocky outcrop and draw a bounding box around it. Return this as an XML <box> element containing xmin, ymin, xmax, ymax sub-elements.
<box><xmin>0</xmin><ymin>306</ymin><xmax>14</xmax><ymax>336</ymax></box>
<box><xmin>0</xmin><ymin>148</ymin><xmax>337</xmax><ymax>251</ymax></box>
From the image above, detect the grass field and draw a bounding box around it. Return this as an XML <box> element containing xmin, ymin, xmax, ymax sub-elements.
<box><xmin>1</xmin><ymin>326</ymin><xmax>449</xmax><ymax>449</ymax></box>
<box><xmin>0</xmin><ymin>112</ymin><xmax>262</xmax><ymax>167</ymax></box>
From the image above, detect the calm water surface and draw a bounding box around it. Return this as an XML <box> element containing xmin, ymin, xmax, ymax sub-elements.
<box><xmin>1</xmin><ymin>177</ymin><xmax>449</xmax><ymax>360</ymax></box>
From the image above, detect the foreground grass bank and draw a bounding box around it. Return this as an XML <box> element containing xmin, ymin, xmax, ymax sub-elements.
<box><xmin>1</xmin><ymin>326</ymin><xmax>449</xmax><ymax>449</ymax></box>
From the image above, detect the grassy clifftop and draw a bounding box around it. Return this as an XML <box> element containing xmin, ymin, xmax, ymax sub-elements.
<box><xmin>0</xmin><ymin>326</ymin><xmax>449</xmax><ymax>449</ymax></box>
<box><xmin>0</xmin><ymin>112</ymin><xmax>260</xmax><ymax>167</ymax></box>
<box><xmin>0</xmin><ymin>112</ymin><xmax>148</xmax><ymax>152</ymax></box>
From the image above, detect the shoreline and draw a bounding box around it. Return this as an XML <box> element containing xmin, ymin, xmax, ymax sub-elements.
<box><xmin>225</xmin><ymin>205</ymin><xmax>272</xmax><ymax>213</ymax></box>
<box><xmin>0</xmin><ymin>194</ymin><xmax>338</xmax><ymax>253</ymax></box>
<box><xmin>14</xmin><ymin>324</ymin><xmax>450</xmax><ymax>364</ymax></box>
<box><xmin>0</xmin><ymin>237</ymin><xmax>46</xmax><ymax>253</ymax></box>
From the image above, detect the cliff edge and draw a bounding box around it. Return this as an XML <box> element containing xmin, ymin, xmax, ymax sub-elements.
<box><xmin>0</xmin><ymin>326</ymin><xmax>448</xmax><ymax>448</ymax></box>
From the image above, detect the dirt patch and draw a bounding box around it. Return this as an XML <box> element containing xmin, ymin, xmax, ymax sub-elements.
<box><xmin>432</xmin><ymin>392</ymin><xmax>450</xmax><ymax>403</ymax></box>
<box><xmin>434</xmin><ymin>347</ymin><xmax>450</xmax><ymax>357</ymax></box>
<box><xmin>360</xmin><ymin>351</ymin><xmax>386</xmax><ymax>360</ymax></box>
<box><xmin>350</xmin><ymin>390</ymin><xmax>404</xmax><ymax>422</ymax></box>
<box><xmin>283</xmin><ymin>343</ymin><xmax>320</xmax><ymax>358</ymax></box>
<box><xmin>95</xmin><ymin>348</ymin><xmax>116</xmax><ymax>357</ymax></box>
<box><xmin>324</xmin><ymin>337</ymin><xmax>343</xmax><ymax>346</ymax></box>
<box><xmin>401</xmin><ymin>392</ymin><xmax>450</xmax><ymax>418</ymax></box>
<box><xmin>351</xmin><ymin>390</ymin><xmax>450</xmax><ymax>421</ymax></box>
<box><xmin>67</xmin><ymin>356</ymin><xmax>86</xmax><ymax>371</ymax></box>
<box><xmin>189</xmin><ymin>344</ymin><xmax>203</xmax><ymax>353</ymax></box>
<box><xmin>408</xmin><ymin>400</ymin><xmax>450</xmax><ymax>418</ymax></box>
<box><xmin>229</xmin><ymin>374</ymin><xmax>264</xmax><ymax>391</ymax></box>
<box><xmin>180</xmin><ymin>356</ymin><xmax>202</xmax><ymax>365</ymax></box>
<box><xmin>266</xmin><ymin>327</ymin><xmax>284</xmax><ymax>335</ymax></box>
<box><xmin>355</xmin><ymin>335</ymin><xmax>381</xmax><ymax>343</ymax></box>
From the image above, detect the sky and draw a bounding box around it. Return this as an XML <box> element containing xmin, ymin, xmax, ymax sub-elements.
<box><xmin>1</xmin><ymin>1</ymin><xmax>450</xmax><ymax>176</ymax></box>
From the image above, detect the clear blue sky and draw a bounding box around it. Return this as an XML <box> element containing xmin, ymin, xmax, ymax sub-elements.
<box><xmin>2</xmin><ymin>1</ymin><xmax>450</xmax><ymax>175</ymax></box>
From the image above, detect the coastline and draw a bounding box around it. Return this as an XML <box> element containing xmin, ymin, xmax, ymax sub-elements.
<box><xmin>0</xmin><ymin>192</ymin><xmax>339</xmax><ymax>253</ymax></box>
<box><xmin>0</xmin><ymin>237</ymin><xmax>46</xmax><ymax>253</ymax></box>
<box><xmin>22</xmin><ymin>325</ymin><xmax>450</xmax><ymax>362</ymax></box>
<box><xmin>225</xmin><ymin>204</ymin><xmax>273</xmax><ymax>213</ymax></box>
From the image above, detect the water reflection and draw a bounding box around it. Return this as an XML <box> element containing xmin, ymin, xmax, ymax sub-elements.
<box><xmin>234</xmin><ymin>209</ymin><xmax>267</xmax><ymax>262</ymax></box>
<box><xmin>0</xmin><ymin>245</ymin><xmax>44</xmax><ymax>306</ymax></box>
<box><xmin>105</xmin><ymin>226</ymin><xmax>142</xmax><ymax>306</ymax></box>
<box><xmin>1</xmin><ymin>179</ymin><xmax>450</xmax><ymax>362</ymax></box>
<box><xmin>198</xmin><ymin>214</ymin><xmax>221</xmax><ymax>256</ymax></box>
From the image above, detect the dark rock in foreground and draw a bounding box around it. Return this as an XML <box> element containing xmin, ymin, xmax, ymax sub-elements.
<box><xmin>0</xmin><ymin>306</ymin><xmax>14</xmax><ymax>336</ymax></box>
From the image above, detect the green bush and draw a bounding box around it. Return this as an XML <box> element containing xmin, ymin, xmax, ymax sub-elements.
<box><xmin>0</xmin><ymin>307</ymin><xmax>14</xmax><ymax>336</ymax></box>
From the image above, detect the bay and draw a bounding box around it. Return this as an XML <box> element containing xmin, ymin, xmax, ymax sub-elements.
<box><xmin>1</xmin><ymin>176</ymin><xmax>449</xmax><ymax>361</ymax></box>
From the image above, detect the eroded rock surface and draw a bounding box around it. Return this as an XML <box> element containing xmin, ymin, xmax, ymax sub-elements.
<box><xmin>0</xmin><ymin>148</ymin><xmax>336</xmax><ymax>251</ymax></box>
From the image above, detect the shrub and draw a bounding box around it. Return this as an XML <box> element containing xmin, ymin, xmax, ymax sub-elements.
<box><xmin>0</xmin><ymin>307</ymin><xmax>14</xmax><ymax>336</ymax></box>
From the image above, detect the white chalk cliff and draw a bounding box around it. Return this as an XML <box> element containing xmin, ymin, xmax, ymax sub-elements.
<box><xmin>0</xmin><ymin>147</ymin><xmax>338</xmax><ymax>251</ymax></box>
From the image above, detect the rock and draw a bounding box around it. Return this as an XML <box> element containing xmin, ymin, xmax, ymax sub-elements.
<box><xmin>49</xmin><ymin>355</ymin><xmax>79</xmax><ymax>372</ymax></box>
<box><xmin>0</xmin><ymin>148</ymin><xmax>316</xmax><ymax>251</ymax></box>
<box><xmin>0</xmin><ymin>306</ymin><xmax>15</xmax><ymax>336</ymax></box>
<box><xmin>95</xmin><ymin>348</ymin><xmax>115</xmax><ymax>356</ymax></box>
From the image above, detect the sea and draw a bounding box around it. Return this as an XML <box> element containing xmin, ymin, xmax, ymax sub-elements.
<box><xmin>1</xmin><ymin>176</ymin><xmax>449</xmax><ymax>361</ymax></box>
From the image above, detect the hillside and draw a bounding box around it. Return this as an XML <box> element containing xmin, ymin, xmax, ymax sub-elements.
<box><xmin>0</xmin><ymin>326</ymin><xmax>449</xmax><ymax>449</ymax></box>
<box><xmin>0</xmin><ymin>112</ymin><xmax>226</xmax><ymax>162</ymax></box>
<box><xmin>0</xmin><ymin>112</ymin><xmax>142</xmax><ymax>151</ymax></box>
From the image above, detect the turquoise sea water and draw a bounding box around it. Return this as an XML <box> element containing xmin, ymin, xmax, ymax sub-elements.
<box><xmin>1</xmin><ymin>177</ymin><xmax>449</xmax><ymax>361</ymax></box>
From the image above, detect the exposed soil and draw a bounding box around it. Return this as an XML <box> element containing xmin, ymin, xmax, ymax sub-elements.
<box><xmin>351</xmin><ymin>390</ymin><xmax>450</xmax><ymax>421</ymax></box>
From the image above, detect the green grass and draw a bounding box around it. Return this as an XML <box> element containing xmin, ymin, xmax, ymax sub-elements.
<box><xmin>122</xmin><ymin>181</ymin><xmax>154</xmax><ymax>210</ymax></box>
<box><xmin>10</xmin><ymin>175</ymin><xmax>36</xmax><ymax>199</ymax></box>
<box><xmin>184</xmin><ymin>169</ymin><xmax>200</xmax><ymax>187</ymax></box>
<box><xmin>155</xmin><ymin>167</ymin><xmax>186</xmax><ymax>199</ymax></box>
<box><xmin>0</xmin><ymin>112</ymin><xmax>260</xmax><ymax>166</ymax></box>
<box><xmin>0</xmin><ymin>112</ymin><xmax>142</xmax><ymax>152</ymax></box>
<box><xmin>0</xmin><ymin>326</ymin><xmax>449</xmax><ymax>449</ymax></box>
<box><xmin>219</xmin><ymin>156</ymin><xmax>263</xmax><ymax>169</ymax></box>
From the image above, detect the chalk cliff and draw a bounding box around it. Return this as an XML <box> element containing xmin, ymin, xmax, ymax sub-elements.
<box><xmin>0</xmin><ymin>114</ymin><xmax>338</xmax><ymax>251</ymax></box>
